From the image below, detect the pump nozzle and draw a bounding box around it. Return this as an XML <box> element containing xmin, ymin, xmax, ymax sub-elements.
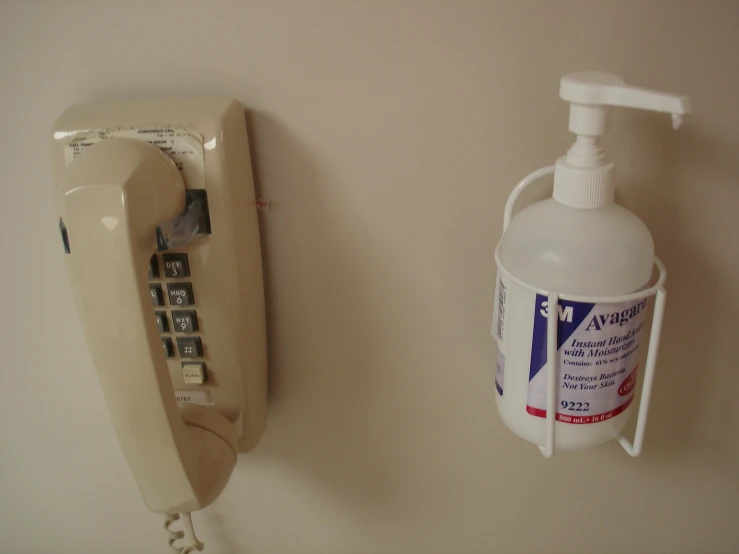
<box><xmin>552</xmin><ymin>72</ymin><xmax>691</xmax><ymax>208</ymax></box>
<box><xmin>560</xmin><ymin>72</ymin><xmax>692</xmax><ymax>135</ymax></box>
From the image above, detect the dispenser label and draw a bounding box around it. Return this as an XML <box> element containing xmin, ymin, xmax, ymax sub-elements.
<box><xmin>527</xmin><ymin>296</ymin><xmax>647</xmax><ymax>424</ymax></box>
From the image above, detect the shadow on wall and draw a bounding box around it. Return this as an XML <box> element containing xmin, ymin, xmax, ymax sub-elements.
<box><xmin>614</xmin><ymin>111</ymin><xmax>739</xmax><ymax>462</ymax></box>
<box><xmin>240</xmin><ymin>109</ymin><xmax>408</xmax><ymax>507</ymax></box>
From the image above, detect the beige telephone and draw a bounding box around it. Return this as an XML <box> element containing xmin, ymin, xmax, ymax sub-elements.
<box><xmin>52</xmin><ymin>99</ymin><xmax>267</xmax><ymax>552</ymax></box>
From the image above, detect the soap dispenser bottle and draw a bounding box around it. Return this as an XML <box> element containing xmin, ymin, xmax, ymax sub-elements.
<box><xmin>492</xmin><ymin>72</ymin><xmax>691</xmax><ymax>455</ymax></box>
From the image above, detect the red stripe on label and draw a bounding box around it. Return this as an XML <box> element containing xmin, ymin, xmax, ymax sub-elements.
<box><xmin>526</xmin><ymin>395</ymin><xmax>634</xmax><ymax>424</ymax></box>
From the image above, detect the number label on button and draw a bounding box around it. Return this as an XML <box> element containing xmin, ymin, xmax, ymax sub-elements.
<box><xmin>172</xmin><ymin>310</ymin><xmax>198</xmax><ymax>333</ymax></box>
<box><xmin>167</xmin><ymin>283</ymin><xmax>194</xmax><ymax>306</ymax></box>
<box><xmin>162</xmin><ymin>254</ymin><xmax>190</xmax><ymax>278</ymax></box>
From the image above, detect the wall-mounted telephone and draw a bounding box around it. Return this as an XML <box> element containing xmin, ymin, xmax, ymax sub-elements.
<box><xmin>52</xmin><ymin>99</ymin><xmax>268</xmax><ymax>552</ymax></box>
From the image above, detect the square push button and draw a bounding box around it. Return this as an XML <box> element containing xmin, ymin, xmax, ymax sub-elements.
<box><xmin>182</xmin><ymin>362</ymin><xmax>208</xmax><ymax>384</ymax></box>
<box><xmin>172</xmin><ymin>310</ymin><xmax>198</xmax><ymax>333</ymax></box>
<box><xmin>149</xmin><ymin>284</ymin><xmax>164</xmax><ymax>306</ymax></box>
<box><xmin>162</xmin><ymin>254</ymin><xmax>190</xmax><ymax>278</ymax></box>
<box><xmin>155</xmin><ymin>312</ymin><xmax>169</xmax><ymax>333</ymax></box>
<box><xmin>162</xmin><ymin>337</ymin><xmax>174</xmax><ymax>358</ymax></box>
<box><xmin>167</xmin><ymin>283</ymin><xmax>194</xmax><ymax>306</ymax></box>
<box><xmin>177</xmin><ymin>337</ymin><xmax>202</xmax><ymax>358</ymax></box>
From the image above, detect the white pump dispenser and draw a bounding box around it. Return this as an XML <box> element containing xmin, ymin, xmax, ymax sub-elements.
<box><xmin>552</xmin><ymin>72</ymin><xmax>691</xmax><ymax>208</ymax></box>
<box><xmin>492</xmin><ymin>72</ymin><xmax>690</xmax><ymax>455</ymax></box>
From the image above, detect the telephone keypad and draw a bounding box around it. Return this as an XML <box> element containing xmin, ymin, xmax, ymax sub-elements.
<box><xmin>149</xmin><ymin>284</ymin><xmax>164</xmax><ymax>306</ymax></box>
<box><xmin>172</xmin><ymin>310</ymin><xmax>198</xmax><ymax>333</ymax></box>
<box><xmin>177</xmin><ymin>337</ymin><xmax>202</xmax><ymax>359</ymax></box>
<box><xmin>162</xmin><ymin>254</ymin><xmax>190</xmax><ymax>278</ymax></box>
<box><xmin>167</xmin><ymin>283</ymin><xmax>194</xmax><ymax>306</ymax></box>
<box><xmin>182</xmin><ymin>362</ymin><xmax>208</xmax><ymax>384</ymax></box>
<box><xmin>162</xmin><ymin>337</ymin><xmax>174</xmax><ymax>358</ymax></box>
<box><xmin>149</xmin><ymin>254</ymin><xmax>206</xmax><ymax>376</ymax></box>
<box><xmin>155</xmin><ymin>312</ymin><xmax>169</xmax><ymax>333</ymax></box>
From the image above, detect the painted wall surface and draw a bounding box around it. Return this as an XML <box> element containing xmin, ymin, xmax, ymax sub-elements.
<box><xmin>1</xmin><ymin>2</ymin><xmax>737</xmax><ymax>553</ymax></box>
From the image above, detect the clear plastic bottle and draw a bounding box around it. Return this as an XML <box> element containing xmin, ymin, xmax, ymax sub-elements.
<box><xmin>493</xmin><ymin>72</ymin><xmax>691</xmax><ymax>450</ymax></box>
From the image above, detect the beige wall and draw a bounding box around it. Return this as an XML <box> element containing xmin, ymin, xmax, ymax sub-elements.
<box><xmin>1</xmin><ymin>1</ymin><xmax>737</xmax><ymax>553</ymax></box>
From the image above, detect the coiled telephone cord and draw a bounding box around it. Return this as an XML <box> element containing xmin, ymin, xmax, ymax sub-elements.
<box><xmin>163</xmin><ymin>512</ymin><xmax>204</xmax><ymax>553</ymax></box>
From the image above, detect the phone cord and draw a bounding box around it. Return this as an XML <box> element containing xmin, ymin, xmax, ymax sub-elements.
<box><xmin>163</xmin><ymin>512</ymin><xmax>205</xmax><ymax>553</ymax></box>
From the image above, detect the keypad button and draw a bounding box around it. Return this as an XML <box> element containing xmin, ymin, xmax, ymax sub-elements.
<box><xmin>162</xmin><ymin>337</ymin><xmax>174</xmax><ymax>358</ymax></box>
<box><xmin>182</xmin><ymin>362</ymin><xmax>208</xmax><ymax>384</ymax></box>
<box><xmin>149</xmin><ymin>284</ymin><xmax>164</xmax><ymax>306</ymax></box>
<box><xmin>155</xmin><ymin>311</ymin><xmax>169</xmax><ymax>333</ymax></box>
<box><xmin>177</xmin><ymin>337</ymin><xmax>202</xmax><ymax>358</ymax></box>
<box><xmin>148</xmin><ymin>255</ymin><xmax>159</xmax><ymax>278</ymax></box>
<box><xmin>162</xmin><ymin>254</ymin><xmax>190</xmax><ymax>278</ymax></box>
<box><xmin>171</xmin><ymin>310</ymin><xmax>198</xmax><ymax>333</ymax></box>
<box><xmin>167</xmin><ymin>283</ymin><xmax>194</xmax><ymax>306</ymax></box>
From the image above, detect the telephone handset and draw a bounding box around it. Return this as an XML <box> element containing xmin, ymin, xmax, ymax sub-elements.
<box><xmin>53</xmin><ymin>100</ymin><xmax>268</xmax><ymax>551</ymax></box>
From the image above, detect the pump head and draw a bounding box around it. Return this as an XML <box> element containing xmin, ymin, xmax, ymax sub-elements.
<box><xmin>553</xmin><ymin>72</ymin><xmax>691</xmax><ymax>208</ymax></box>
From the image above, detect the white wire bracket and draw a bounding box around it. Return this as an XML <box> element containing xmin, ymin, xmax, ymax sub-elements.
<box><xmin>496</xmin><ymin>165</ymin><xmax>667</xmax><ymax>458</ymax></box>
<box><xmin>539</xmin><ymin>292</ymin><xmax>559</xmax><ymax>458</ymax></box>
<box><xmin>617</xmin><ymin>285</ymin><xmax>666</xmax><ymax>456</ymax></box>
<box><xmin>535</xmin><ymin>270</ymin><xmax>667</xmax><ymax>458</ymax></box>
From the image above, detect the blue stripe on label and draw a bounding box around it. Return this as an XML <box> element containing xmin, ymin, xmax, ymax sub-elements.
<box><xmin>529</xmin><ymin>294</ymin><xmax>595</xmax><ymax>381</ymax></box>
